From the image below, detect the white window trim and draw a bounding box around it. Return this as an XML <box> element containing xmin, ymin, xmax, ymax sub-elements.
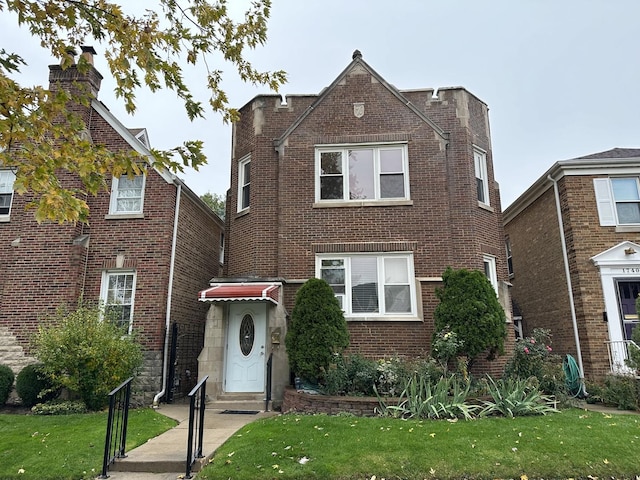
<box><xmin>0</xmin><ymin>169</ymin><xmax>16</xmax><ymax>222</ymax></box>
<box><xmin>316</xmin><ymin>252</ymin><xmax>417</xmax><ymax>320</ymax></box>
<box><xmin>474</xmin><ymin>147</ymin><xmax>490</xmax><ymax>207</ymax></box>
<box><xmin>315</xmin><ymin>143</ymin><xmax>410</xmax><ymax>203</ymax></box>
<box><xmin>594</xmin><ymin>177</ymin><xmax>640</xmax><ymax>227</ymax></box>
<box><xmin>100</xmin><ymin>270</ymin><xmax>137</xmax><ymax>334</ymax></box>
<box><xmin>237</xmin><ymin>155</ymin><xmax>251</xmax><ymax>212</ymax></box>
<box><xmin>505</xmin><ymin>238</ymin><xmax>513</xmax><ymax>277</ymax></box>
<box><xmin>483</xmin><ymin>254</ymin><xmax>498</xmax><ymax>296</ymax></box>
<box><xmin>109</xmin><ymin>174</ymin><xmax>146</xmax><ymax>215</ymax></box>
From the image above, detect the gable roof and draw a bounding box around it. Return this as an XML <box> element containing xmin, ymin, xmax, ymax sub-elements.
<box><xmin>572</xmin><ymin>148</ymin><xmax>640</xmax><ymax>160</ymax></box>
<box><xmin>273</xmin><ymin>51</ymin><xmax>448</xmax><ymax>149</ymax></box>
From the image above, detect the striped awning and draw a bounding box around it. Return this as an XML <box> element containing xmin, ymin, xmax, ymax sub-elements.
<box><xmin>198</xmin><ymin>283</ymin><xmax>280</xmax><ymax>304</ymax></box>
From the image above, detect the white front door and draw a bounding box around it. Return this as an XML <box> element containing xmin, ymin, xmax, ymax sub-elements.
<box><xmin>225</xmin><ymin>303</ymin><xmax>267</xmax><ymax>392</ymax></box>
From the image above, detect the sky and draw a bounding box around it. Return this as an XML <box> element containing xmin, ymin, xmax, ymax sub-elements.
<box><xmin>2</xmin><ymin>0</ymin><xmax>639</xmax><ymax>208</ymax></box>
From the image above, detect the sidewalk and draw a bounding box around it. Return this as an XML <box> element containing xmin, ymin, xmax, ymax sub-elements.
<box><xmin>104</xmin><ymin>404</ymin><xmax>278</xmax><ymax>479</ymax></box>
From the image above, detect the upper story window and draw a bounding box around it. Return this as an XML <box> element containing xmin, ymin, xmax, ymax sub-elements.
<box><xmin>237</xmin><ymin>155</ymin><xmax>251</xmax><ymax>212</ymax></box>
<box><xmin>0</xmin><ymin>170</ymin><xmax>16</xmax><ymax>220</ymax></box>
<box><xmin>594</xmin><ymin>177</ymin><xmax>640</xmax><ymax>226</ymax></box>
<box><xmin>101</xmin><ymin>271</ymin><xmax>136</xmax><ymax>334</ymax></box>
<box><xmin>316</xmin><ymin>252</ymin><xmax>416</xmax><ymax>318</ymax></box>
<box><xmin>483</xmin><ymin>254</ymin><xmax>498</xmax><ymax>295</ymax></box>
<box><xmin>505</xmin><ymin>238</ymin><xmax>513</xmax><ymax>277</ymax></box>
<box><xmin>109</xmin><ymin>174</ymin><xmax>145</xmax><ymax>215</ymax></box>
<box><xmin>474</xmin><ymin>148</ymin><xmax>489</xmax><ymax>206</ymax></box>
<box><xmin>219</xmin><ymin>232</ymin><xmax>225</xmax><ymax>265</ymax></box>
<box><xmin>316</xmin><ymin>144</ymin><xmax>409</xmax><ymax>202</ymax></box>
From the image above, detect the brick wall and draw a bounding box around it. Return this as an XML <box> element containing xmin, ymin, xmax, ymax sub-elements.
<box><xmin>225</xmin><ymin>58</ymin><xmax>513</xmax><ymax>372</ymax></box>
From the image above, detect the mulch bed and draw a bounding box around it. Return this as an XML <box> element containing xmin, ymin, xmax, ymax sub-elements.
<box><xmin>0</xmin><ymin>405</ymin><xmax>32</xmax><ymax>415</ymax></box>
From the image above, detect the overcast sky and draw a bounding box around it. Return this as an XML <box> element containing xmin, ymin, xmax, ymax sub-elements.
<box><xmin>2</xmin><ymin>0</ymin><xmax>639</xmax><ymax>208</ymax></box>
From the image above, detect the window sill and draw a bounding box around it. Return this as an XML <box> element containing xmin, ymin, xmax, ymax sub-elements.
<box><xmin>235</xmin><ymin>208</ymin><xmax>250</xmax><ymax>218</ymax></box>
<box><xmin>0</xmin><ymin>215</ymin><xmax>10</xmax><ymax>223</ymax></box>
<box><xmin>313</xmin><ymin>199</ymin><xmax>413</xmax><ymax>208</ymax></box>
<box><xmin>346</xmin><ymin>315</ymin><xmax>422</xmax><ymax>322</ymax></box>
<box><xmin>477</xmin><ymin>201</ymin><xmax>494</xmax><ymax>212</ymax></box>
<box><xmin>615</xmin><ymin>225</ymin><xmax>640</xmax><ymax>233</ymax></box>
<box><xmin>105</xmin><ymin>213</ymin><xmax>144</xmax><ymax>220</ymax></box>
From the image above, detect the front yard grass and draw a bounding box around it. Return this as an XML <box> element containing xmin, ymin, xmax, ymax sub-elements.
<box><xmin>0</xmin><ymin>408</ymin><xmax>177</xmax><ymax>480</ymax></box>
<box><xmin>200</xmin><ymin>408</ymin><xmax>640</xmax><ymax>480</ymax></box>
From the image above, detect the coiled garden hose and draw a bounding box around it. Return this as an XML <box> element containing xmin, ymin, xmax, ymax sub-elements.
<box><xmin>563</xmin><ymin>354</ymin><xmax>583</xmax><ymax>397</ymax></box>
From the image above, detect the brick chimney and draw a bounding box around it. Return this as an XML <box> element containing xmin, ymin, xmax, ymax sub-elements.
<box><xmin>48</xmin><ymin>46</ymin><xmax>103</xmax><ymax>98</ymax></box>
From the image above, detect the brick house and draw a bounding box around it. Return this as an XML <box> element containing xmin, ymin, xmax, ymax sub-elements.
<box><xmin>198</xmin><ymin>51</ymin><xmax>513</xmax><ymax>408</ymax></box>
<box><xmin>503</xmin><ymin>148</ymin><xmax>640</xmax><ymax>382</ymax></box>
<box><xmin>0</xmin><ymin>49</ymin><xmax>224</xmax><ymax>404</ymax></box>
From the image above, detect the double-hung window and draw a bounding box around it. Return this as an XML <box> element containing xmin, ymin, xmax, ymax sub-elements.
<box><xmin>474</xmin><ymin>148</ymin><xmax>489</xmax><ymax>206</ymax></box>
<box><xmin>483</xmin><ymin>255</ymin><xmax>498</xmax><ymax>295</ymax></box>
<box><xmin>317</xmin><ymin>144</ymin><xmax>409</xmax><ymax>202</ymax></box>
<box><xmin>109</xmin><ymin>174</ymin><xmax>145</xmax><ymax>215</ymax></box>
<box><xmin>317</xmin><ymin>253</ymin><xmax>416</xmax><ymax>318</ymax></box>
<box><xmin>237</xmin><ymin>155</ymin><xmax>251</xmax><ymax>212</ymax></box>
<box><xmin>594</xmin><ymin>177</ymin><xmax>640</xmax><ymax>226</ymax></box>
<box><xmin>101</xmin><ymin>271</ymin><xmax>136</xmax><ymax>333</ymax></box>
<box><xmin>0</xmin><ymin>170</ymin><xmax>16</xmax><ymax>219</ymax></box>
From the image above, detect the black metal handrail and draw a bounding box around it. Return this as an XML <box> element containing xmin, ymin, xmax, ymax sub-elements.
<box><xmin>100</xmin><ymin>376</ymin><xmax>133</xmax><ymax>478</ymax></box>
<box><xmin>265</xmin><ymin>352</ymin><xmax>273</xmax><ymax>411</ymax></box>
<box><xmin>185</xmin><ymin>375</ymin><xmax>208</xmax><ymax>479</ymax></box>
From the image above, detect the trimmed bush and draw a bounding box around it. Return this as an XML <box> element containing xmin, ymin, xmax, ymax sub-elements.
<box><xmin>33</xmin><ymin>304</ymin><xmax>143</xmax><ymax>410</ymax></box>
<box><xmin>324</xmin><ymin>354</ymin><xmax>378</xmax><ymax>396</ymax></box>
<box><xmin>31</xmin><ymin>400</ymin><xmax>88</xmax><ymax>415</ymax></box>
<box><xmin>0</xmin><ymin>364</ymin><xmax>15</xmax><ymax>405</ymax></box>
<box><xmin>285</xmin><ymin>278</ymin><xmax>350</xmax><ymax>384</ymax></box>
<box><xmin>434</xmin><ymin>267</ymin><xmax>506</xmax><ymax>365</ymax></box>
<box><xmin>15</xmin><ymin>363</ymin><xmax>59</xmax><ymax>407</ymax></box>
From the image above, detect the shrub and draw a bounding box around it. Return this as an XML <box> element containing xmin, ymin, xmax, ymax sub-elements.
<box><xmin>376</xmin><ymin>356</ymin><xmax>412</xmax><ymax>396</ymax></box>
<box><xmin>0</xmin><ymin>364</ymin><xmax>14</xmax><ymax>405</ymax></box>
<box><xmin>31</xmin><ymin>400</ymin><xmax>88</xmax><ymax>415</ymax></box>
<box><xmin>15</xmin><ymin>363</ymin><xmax>59</xmax><ymax>407</ymax></box>
<box><xmin>600</xmin><ymin>374</ymin><xmax>639</xmax><ymax>411</ymax></box>
<box><xmin>431</xmin><ymin>326</ymin><xmax>463</xmax><ymax>375</ymax></box>
<box><xmin>324</xmin><ymin>354</ymin><xmax>378</xmax><ymax>396</ymax></box>
<box><xmin>33</xmin><ymin>304</ymin><xmax>143</xmax><ymax>411</ymax></box>
<box><xmin>433</xmin><ymin>267</ymin><xmax>506</xmax><ymax>366</ymax></box>
<box><xmin>504</xmin><ymin>328</ymin><xmax>566</xmax><ymax>396</ymax></box>
<box><xmin>285</xmin><ymin>278</ymin><xmax>350</xmax><ymax>384</ymax></box>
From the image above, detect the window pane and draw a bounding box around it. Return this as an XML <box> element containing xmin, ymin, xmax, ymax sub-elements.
<box><xmin>612</xmin><ymin>178</ymin><xmax>640</xmax><ymax>201</ymax></box>
<box><xmin>380</xmin><ymin>174</ymin><xmax>405</xmax><ymax>198</ymax></box>
<box><xmin>321</xmin><ymin>152</ymin><xmax>342</xmax><ymax>174</ymax></box>
<box><xmin>348</xmin><ymin>149</ymin><xmax>375</xmax><ymax>200</ymax></box>
<box><xmin>320</xmin><ymin>177</ymin><xmax>343</xmax><ymax>200</ymax></box>
<box><xmin>385</xmin><ymin>285</ymin><xmax>411</xmax><ymax>313</ymax></box>
<box><xmin>379</xmin><ymin>149</ymin><xmax>403</xmax><ymax>172</ymax></box>
<box><xmin>477</xmin><ymin>178</ymin><xmax>485</xmax><ymax>203</ymax></box>
<box><xmin>616</xmin><ymin>203</ymin><xmax>640</xmax><ymax>224</ymax></box>
<box><xmin>243</xmin><ymin>161</ymin><xmax>251</xmax><ymax>184</ymax></box>
<box><xmin>241</xmin><ymin>184</ymin><xmax>250</xmax><ymax>209</ymax></box>
<box><xmin>351</xmin><ymin>256</ymin><xmax>379</xmax><ymax>313</ymax></box>
<box><xmin>0</xmin><ymin>171</ymin><xmax>15</xmax><ymax>193</ymax></box>
<box><xmin>0</xmin><ymin>194</ymin><xmax>10</xmax><ymax>214</ymax></box>
<box><xmin>384</xmin><ymin>257</ymin><xmax>409</xmax><ymax>283</ymax></box>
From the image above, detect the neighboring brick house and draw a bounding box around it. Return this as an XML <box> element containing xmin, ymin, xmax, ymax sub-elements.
<box><xmin>0</xmin><ymin>49</ymin><xmax>224</xmax><ymax>404</ymax></box>
<box><xmin>198</xmin><ymin>51</ymin><xmax>513</xmax><ymax>408</ymax></box>
<box><xmin>503</xmin><ymin>148</ymin><xmax>640</xmax><ymax>382</ymax></box>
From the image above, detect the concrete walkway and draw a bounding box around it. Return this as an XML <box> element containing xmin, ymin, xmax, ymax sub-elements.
<box><xmin>103</xmin><ymin>404</ymin><xmax>278</xmax><ymax>479</ymax></box>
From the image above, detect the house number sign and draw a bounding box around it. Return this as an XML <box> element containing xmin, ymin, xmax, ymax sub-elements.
<box><xmin>621</xmin><ymin>267</ymin><xmax>640</xmax><ymax>273</ymax></box>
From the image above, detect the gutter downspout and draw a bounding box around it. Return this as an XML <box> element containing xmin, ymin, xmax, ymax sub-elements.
<box><xmin>153</xmin><ymin>182</ymin><xmax>182</xmax><ymax>407</ymax></box>
<box><xmin>548</xmin><ymin>174</ymin><xmax>587</xmax><ymax>396</ymax></box>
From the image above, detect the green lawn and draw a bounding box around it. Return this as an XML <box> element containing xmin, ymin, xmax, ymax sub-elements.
<box><xmin>199</xmin><ymin>408</ymin><xmax>640</xmax><ymax>480</ymax></box>
<box><xmin>0</xmin><ymin>408</ymin><xmax>177</xmax><ymax>480</ymax></box>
